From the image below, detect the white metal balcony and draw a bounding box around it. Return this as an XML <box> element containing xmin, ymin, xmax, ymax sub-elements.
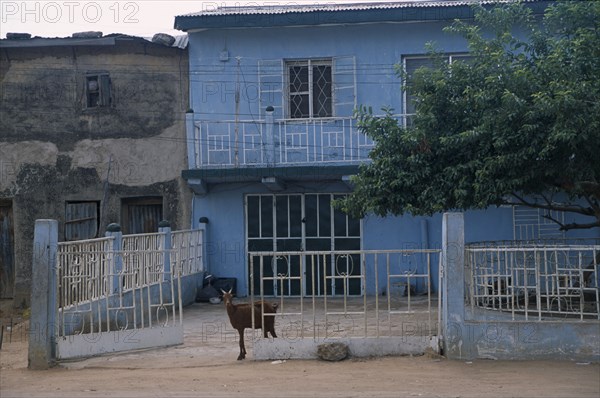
<box><xmin>187</xmin><ymin>115</ymin><xmax>376</xmax><ymax>169</ymax></box>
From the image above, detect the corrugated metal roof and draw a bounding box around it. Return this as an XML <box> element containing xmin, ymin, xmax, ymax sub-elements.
<box><xmin>171</xmin><ymin>35</ymin><xmax>188</xmax><ymax>49</ymax></box>
<box><xmin>177</xmin><ymin>0</ymin><xmax>535</xmax><ymax>18</ymax></box>
<box><xmin>0</xmin><ymin>34</ymin><xmax>188</xmax><ymax>49</ymax></box>
<box><xmin>0</xmin><ymin>37</ymin><xmax>118</xmax><ymax>48</ymax></box>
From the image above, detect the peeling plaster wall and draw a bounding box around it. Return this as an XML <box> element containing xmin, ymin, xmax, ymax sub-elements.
<box><xmin>0</xmin><ymin>40</ymin><xmax>191</xmax><ymax>307</ymax></box>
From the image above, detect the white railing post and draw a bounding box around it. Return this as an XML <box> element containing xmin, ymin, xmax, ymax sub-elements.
<box><xmin>105</xmin><ymin>223</ymin><xmax>122</xmax><ymax>294</ymax></box>
<box><xmin>159</xmin><ymin>221</ymin><xmax>172</xmax><ymax>281</ymax></box>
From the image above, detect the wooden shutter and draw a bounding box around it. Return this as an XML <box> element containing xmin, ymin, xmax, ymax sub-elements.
<box><xmin>65</xmin><ymin>202</ymin><xmax>99</xmax><ymax>241</ymax></box>
<box><xmin>98</xmin><ymin>74</ymin><xmax>112</xmax><ymax>107</ymax></box>
<box><xmin>258</xmin><ymin>59</ymin><xmax>284</xmax><ymax>119</ymax></box>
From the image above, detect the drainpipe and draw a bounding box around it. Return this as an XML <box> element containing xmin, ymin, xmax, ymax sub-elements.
<box><xmin>264</xmin><ymin>106</ymin><xmax>275</xmax><ymax>166</ymax></box>
<box><xmin>186</xmin><ymin>109</ymin><xmax>196</xmax><ymax>169</ymax></box>
<box><xmin>199</xmin><ymin>217</ymin><xmax>209</xmax><ymax>275</ymax></box>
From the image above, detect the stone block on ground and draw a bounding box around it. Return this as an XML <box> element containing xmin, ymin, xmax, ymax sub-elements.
<box><xmin>317</xmin><ymin>342</ymin><xmax>349</xmax><ymax>361</ymax></box>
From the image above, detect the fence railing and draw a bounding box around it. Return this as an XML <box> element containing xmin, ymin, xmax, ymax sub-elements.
<box><xmin>172</xmin><ymin>229</ymin><xmax>204</xmax><ymax>276</ymax></box>
<box><xmin>247</xmin><ymin>249</ymin><xmax>441</xmax><ymax>340</ymax></box>
<box><xmin>122</xmin><ymin>232</ymin><xmax>165</xmax><ymax>251</ymax></box>
<box><xmin>191</xmin><ymin>117</ymin><xmax>381</xmax><ymax>168</ymax></box>
<box><xmin>57</xmin><ymin>237</ymin><xmax>114</xmax><ymax>307</ymax></box>
<box><xmin>465</xmin><ymin>243</ymin><xmax>600</xmax><ymax>320</ymax></box>
<box><xmin>57</xmin><ymin>227</ymin><xmax>205</xmax><ymax>309</ymax></box>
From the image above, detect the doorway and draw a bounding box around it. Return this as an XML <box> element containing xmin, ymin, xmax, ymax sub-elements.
<box><xmin>0</xmin><ymin>202</ymin><xmax>15</xmax><ymax>298</ymax></box>
<box><xmin>246</xmin><ymin>193</ymin><xmax>361</xmax><ymax>296</ymax></box>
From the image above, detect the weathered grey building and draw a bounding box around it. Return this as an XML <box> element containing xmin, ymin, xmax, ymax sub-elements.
<box><xmin>0</xmin><ymin>33</ymin><xmax>191</xmax><ymax>307</ymax></box>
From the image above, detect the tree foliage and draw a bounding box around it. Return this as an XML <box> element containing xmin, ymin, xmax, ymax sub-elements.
<box><xmin>341</xmin><ymin>0</ymin><xmax>600</xmax><ymax>230</ymax></box>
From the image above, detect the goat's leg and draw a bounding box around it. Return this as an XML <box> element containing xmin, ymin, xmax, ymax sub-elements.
<box><xmin>237</xmin><ymin>329</ymin><xmax>246</xmax><ymax>360</ymax></box>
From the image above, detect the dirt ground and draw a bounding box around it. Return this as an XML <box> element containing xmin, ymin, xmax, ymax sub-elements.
<box><xmin>1</xmin><ymin>300</ymin><xmax>599</xmax><ymax>398</ymax></box>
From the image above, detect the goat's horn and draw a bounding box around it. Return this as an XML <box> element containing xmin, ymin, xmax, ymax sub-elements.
<box><xmin>227</xmin><ymin>288</ymin><xmax>232</xmax><ymax>294</ymax></box>
<box><xmin>220</xmin><ymin>289</ymin><xmax>227</xmax><ymax>294</ymax></box>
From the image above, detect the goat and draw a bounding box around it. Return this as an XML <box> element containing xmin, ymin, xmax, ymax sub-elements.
<box><xmin>221</xmin><ymin>288</ymin><xmax>278</xmax><ymax>360</ymax></box>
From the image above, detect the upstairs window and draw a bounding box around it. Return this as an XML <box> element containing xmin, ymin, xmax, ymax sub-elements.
<box><xmin>287</xmin><ymin>59</ymin><xmax>332</xmax><ymax>119</ymax></box>
<box><xmin>403</xmin><ymin>54</ymin><xmax>471</xmax><ymax>124</ymax></box>
<box><xmin>85</xmin><ymin>73</ymin><xmax>112</xmax><ymax>108</ymax></box>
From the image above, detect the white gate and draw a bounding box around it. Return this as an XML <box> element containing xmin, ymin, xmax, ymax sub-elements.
<box><xmin>56</xmin><ymin>236</ymin><xmax>183</xmax><ymax>360</ymax></box>
<box><xmin>247</xmin><ymin>249</ymin><xmax>442</xmax><ymax>359</ymax></box>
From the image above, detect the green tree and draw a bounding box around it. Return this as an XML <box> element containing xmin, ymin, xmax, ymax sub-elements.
<box><xmin>341</xmin><ymin>0</ymin><xmax>600</xmax><ymax>231</ymax></box>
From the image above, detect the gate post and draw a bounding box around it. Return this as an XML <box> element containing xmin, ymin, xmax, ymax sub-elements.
<box><xmin>159</xmin><ymin>220</ymin><xmax>172</xmax><ymax>281</ymax></box>
<box><xmin>28</xmin><ymin>219</ymin><xmax>58</xmax><ymax>369</ymax></box>
<box><xmin>441</xmin><ymin>212</ymin><xmax>465</xmax><ymax>358</ymax></box>
<box><xmin>106</xmin><ymin>223</ymin><xmax>123</xmax><ymax>294</ymax></box>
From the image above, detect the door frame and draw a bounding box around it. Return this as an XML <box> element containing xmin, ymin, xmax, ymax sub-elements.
<box><xmin>0</xmin><ymin>200</ymin><xmax>15</xmax><ymax>299</ymax></box>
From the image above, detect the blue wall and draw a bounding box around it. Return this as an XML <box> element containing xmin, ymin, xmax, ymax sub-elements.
<box><xmin>193</xmin><ymin>185</ymin><xmax>599</xmax><ymax>297</ymax></box>
<box><xmin>189</xmin><ymin>21</ymin><xmax>468</xmax><ymax>121</ymax></box>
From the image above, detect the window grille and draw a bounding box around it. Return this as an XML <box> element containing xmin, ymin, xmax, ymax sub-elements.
<box><xmin>286</xmin><ymin>59</ymin><xmax>333</xmax><ymax>119</ymax></box>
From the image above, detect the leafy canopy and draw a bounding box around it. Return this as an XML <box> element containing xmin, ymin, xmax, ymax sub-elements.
<box><xmin>341</xmin><ymin>0</ymin><xmax>600</xmax><ymax>231</ymax></box>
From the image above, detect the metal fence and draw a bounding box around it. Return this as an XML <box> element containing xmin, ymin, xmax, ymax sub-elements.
<box><xmin>466</xmin><ymin>242</ymin><xmax>600</xmax><ymax>320</ymax></box>
<box><xmin>56</xmin><ymin>248</ymin><xmax>181</xmax><ymax>337</ymax></box>
<box><xmin>247</xmin><ymin>250</ymin><xmax>441</xmax><ymax>340</ymax></box>
<box><xmin>57</xmin><ymin>229</ymin><xmax>204</xmax><ymax>309</ymax></box>
<box><xmin>191</xmin><ymin>117</ymin><xmax>376</xmax><ymax>167</ymax></box>
<box><xmin>57</xmin><ymin>237</ymin><xmax>114</xmax><ymax>307</ymax></box>
<box><xmin>172</xmin><ymin>229</ymin><xmax>204</xmax><ymax>276</ymax></box>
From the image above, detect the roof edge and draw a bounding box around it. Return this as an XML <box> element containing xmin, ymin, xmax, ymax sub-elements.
<box><xmin>174</xmin><ymin>0</ymin><xmax>550</xmax><ymax>31</ymax></box>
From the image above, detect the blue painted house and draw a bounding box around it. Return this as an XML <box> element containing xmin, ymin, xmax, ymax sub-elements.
<box><xmin>175</xmin><ymin>0</ymin><xmax>598</xmax><ymax>297</ymax></box>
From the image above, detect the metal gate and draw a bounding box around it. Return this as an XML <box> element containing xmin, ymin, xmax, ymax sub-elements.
<box><xmin>248</xmin><ymin>249</ymin><xmax>442</xmax><ymax>359</ymax></box>
<box><xmin>55</xmin><ymin>237</ymin><xmax>183</xmax><ymax>360</ymax></box>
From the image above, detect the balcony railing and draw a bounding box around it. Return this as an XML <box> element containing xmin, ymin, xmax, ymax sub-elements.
<box><xmin>188</xmin><ymin>116</ymin><xmax>380</xmax><ymax>168</ymax></box>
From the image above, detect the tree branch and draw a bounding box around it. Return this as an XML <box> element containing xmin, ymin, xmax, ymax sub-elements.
<box><xmin>509</xmin><ymin>193</ymin><xmax>595</xmax><ymax>216</ymax></box>
<box><xmin>541</xmin><ymin>216</ymin><xmax>600</xmax><ymax>231</ymax></box>
<box><xmin>584</xmin><ymin>195</ymin><xmax>600</xmax><ymax>217</ymax></box>
<box><xmin>579</xmin><ymin>181</ymin><xmax>600</xmax><ymax>198</ymax></box>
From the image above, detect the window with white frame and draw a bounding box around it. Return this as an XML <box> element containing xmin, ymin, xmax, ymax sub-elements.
<box><xmin>403</xmin><ymin>54</ymin><xmax>471</xmax><ymax>123</ymax></box>
<box><xmin>286</xmin><ymin>59</ymin><xmax>333</xmax><ymax>119</ymax></box>
<box><xmin>513</xmin><ymin>205</ymin><xmax>565</xmax><ymax>241</ymax></box>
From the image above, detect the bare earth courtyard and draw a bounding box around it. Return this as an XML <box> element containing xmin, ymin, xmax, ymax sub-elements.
<box><xmin>1</xmin><ymin>301</ymin><xmax>599</xmax><ymax>398</ymax></box>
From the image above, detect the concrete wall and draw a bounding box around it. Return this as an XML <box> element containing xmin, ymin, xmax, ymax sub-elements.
<box><xmin>0</xmin><ymin>38</ymin><xmax>191</xmax><ymax>307</ymax></box>
<box><xmin>442</xmin><ymin>213</ymin><xmax>600</xmax><ymax>362</ymax></box>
